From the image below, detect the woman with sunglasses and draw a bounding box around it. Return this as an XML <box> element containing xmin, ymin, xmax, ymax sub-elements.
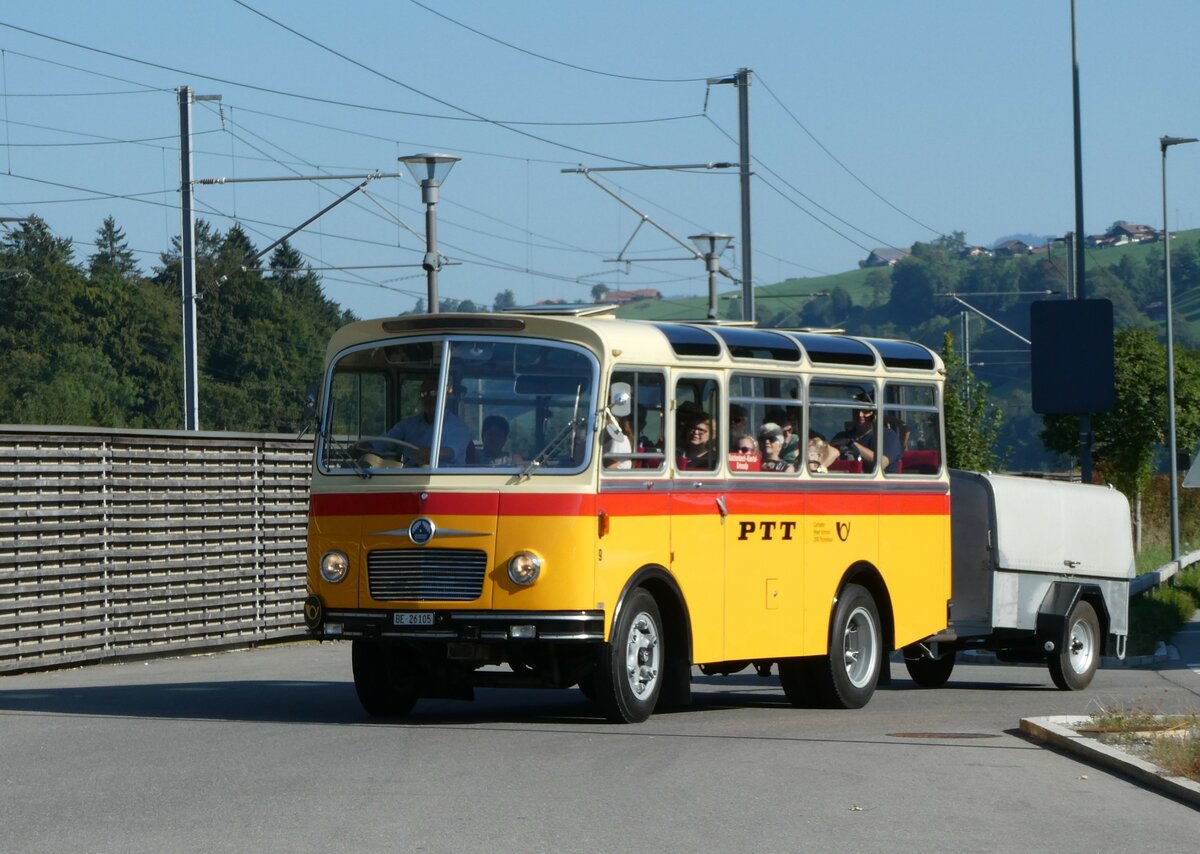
<box><xmin>757</xmin><ymin>422</ymin><xmax>794</xmax><ymax>472</ymax></box>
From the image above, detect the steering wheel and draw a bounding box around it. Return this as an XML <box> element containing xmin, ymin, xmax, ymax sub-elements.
<box><xmin>352</xmin><ymin>436</ymin><xmax>419</xmax><ymax>460</ymax></box>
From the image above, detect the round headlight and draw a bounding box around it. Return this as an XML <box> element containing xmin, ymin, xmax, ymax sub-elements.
<box><xmin>507</xmin><ymin>551</ymin><xmax>542</xmax><ymax>586</ymax></box>
<box><xmin>320</xmin><ymin>550</ymin><xmax>349</xmax><ymax>583</ymax></box>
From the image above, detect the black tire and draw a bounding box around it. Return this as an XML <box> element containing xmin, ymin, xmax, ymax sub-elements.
<box><xmin>817</xmin><ymin>583</ymin><xmax>882</xmax><ymax>709</ymax></box>
<box><xmin>778</xmin><ymin>657</ymin><xmax>825</xmax><ymax>707</ymax></box>
<box><xmin>576</xmin><ymin>671</ymin><xmax>598</xmax><ymax>702</ymax></box>
<box><xmin>903</xmin><ymin>643</ymin><xmax>956</xmax><ymax>688</ymax></box>
<box><xmin>351</xmin><ymin>638</ymin><xmax>420</xmax><ymax>717</ymax></box>
<box><xmin>596</xmin><ymin>588</ymin><xmax>663</xmax><ymax>723</ymax></box>
<box><xmin>1048</xmin><ymin>599</ymin><xmax>1100</xmax><ymax>691</ymax></box>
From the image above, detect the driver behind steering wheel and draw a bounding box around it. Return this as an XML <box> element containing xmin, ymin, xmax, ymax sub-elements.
<box><xmin>379</xmin><ymin>377</ymin><xmax>470</xmax><ymax>467</ymax></box>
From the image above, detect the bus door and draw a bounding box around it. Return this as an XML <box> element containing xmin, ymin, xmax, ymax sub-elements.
<box><xmin>669</xmin><ymin>374</ymin><xmax>726</xmax><ymax>663</ymax></box>
<box><xmin>597</xmin><ymin>370</ymin><xmax>670</xmax><ymax>632</ymax></box>
<box><xmin>723</xmin><ymin>373</ymin><xmax>805</xmax><ymax>661</ymax></box>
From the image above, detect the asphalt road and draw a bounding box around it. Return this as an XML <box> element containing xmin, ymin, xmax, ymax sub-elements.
<box><xmin>1</xmin><ymin>642</ymin><xmax>1197</xmax><ymax>854</ymax></box>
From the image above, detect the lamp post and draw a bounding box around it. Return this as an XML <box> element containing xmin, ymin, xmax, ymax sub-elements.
<box><xmin>399</xmin><ymin>153</ymin><xmax>460</xmax><ymax>313</ymax></box>
<box><xmin>1161</xmin><ymin>135</ymin><xmax>1197</xmax><ymax>560</ymax></box>
<box><xmin>690</xmin><ymin>232</ymin><xmax>733</xmax><ymax>319</ymax></box>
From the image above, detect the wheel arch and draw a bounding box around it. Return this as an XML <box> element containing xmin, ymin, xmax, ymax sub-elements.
<box><xmin>835</xmin><ymin>561</ymin><xmax>895</xmax><ymax>653</ymax></box>
<box><xmin>1037</xmin><ymin>582</ymin><xmax>1112</xmax><ymax>653</ymax></box>
<box><xmin>611</xmin><ymin>564</ymin><xmax>693</xmax><ymax>665</ymax></box>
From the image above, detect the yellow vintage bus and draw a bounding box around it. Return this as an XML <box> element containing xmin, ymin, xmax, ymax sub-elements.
<box><xmin>303</xmin><ymin>306</ymin><xmax>951</xmax><ymax>722</ymax></box>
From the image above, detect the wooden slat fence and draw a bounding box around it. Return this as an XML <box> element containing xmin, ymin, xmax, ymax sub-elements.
<box><xmin>0</xmin><ymin>426</ymin><xmax>312</xmax><ymax>673</ymax></box>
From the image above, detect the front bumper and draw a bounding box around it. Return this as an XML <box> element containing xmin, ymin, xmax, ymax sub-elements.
<box><xmin>304</xmin><ymin>596</ymin><xmax>604</xmax><ymax>643</ymax></box>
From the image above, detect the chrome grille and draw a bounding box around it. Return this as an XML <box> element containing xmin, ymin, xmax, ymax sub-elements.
<box><xmin>367</xmin><ymin>548</ymin><xmax>488</xmax><ymax>601</ymax></box>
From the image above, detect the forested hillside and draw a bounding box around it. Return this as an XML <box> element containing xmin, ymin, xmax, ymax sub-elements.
<box><xmin>621</xmin><ymin>230</ymin><xmax>1200</xmax><ymax>470</ymax></box>
<box><xmin>0</xmin><ymin>216</ymin><xmax>352</xmax><ymax>433</ymax></box>
<box><xmin>5</xmin><ymin>213</ymin><xmax>1198</xmax><ymax>473</ymax></box>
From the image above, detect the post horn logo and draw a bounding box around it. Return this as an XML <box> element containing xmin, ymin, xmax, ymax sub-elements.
<box><xmin>836</xmin><ymin>521</ymin><xmax>851</xmax><ymax>542</ymax></box>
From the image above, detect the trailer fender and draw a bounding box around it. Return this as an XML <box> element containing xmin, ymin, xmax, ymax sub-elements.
<box><xmin>1035</xmin><ymin>582</ymin><xmax>1110</xmax><ymax>653</ymax></box>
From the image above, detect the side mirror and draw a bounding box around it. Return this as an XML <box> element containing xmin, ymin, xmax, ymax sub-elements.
<box><xmin>609</xmin><ymin>382</ymin><xmax>632</xmax><ymax>418</ymax></box>
<box><xmin>303</xmin><ymin>383</ymin><xmax>319</xmax><ymax>420</ymax></box>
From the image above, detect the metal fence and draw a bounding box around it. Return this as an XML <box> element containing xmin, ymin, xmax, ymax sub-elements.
<box><xmin>0</xmin><ymin>426</ymin><xmax>312</xmax><ymax>673</ymax></box>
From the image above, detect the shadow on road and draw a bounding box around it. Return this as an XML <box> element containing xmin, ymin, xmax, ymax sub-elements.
<box><xmin>0</xmin><ymin>666</ymin><xmax>1060</xmax><ymax>728</ymax></box>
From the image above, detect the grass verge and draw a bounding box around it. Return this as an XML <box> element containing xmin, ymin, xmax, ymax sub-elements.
<box><xmin>1128</xmin><ymin>559</ymin><xmax>1200</xmax><ymax>656</ymax></box>
<box><xmin>1078</xmin><ymin>708</ymin><xmax>1200</xmax><ymax>783</ymax></box>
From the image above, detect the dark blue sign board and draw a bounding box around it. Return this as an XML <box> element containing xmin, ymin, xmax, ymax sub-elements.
<box><xmin>1030</xmin><ymin>299</ymin><xmax>1115</xmax><ymax>414</ymax></box>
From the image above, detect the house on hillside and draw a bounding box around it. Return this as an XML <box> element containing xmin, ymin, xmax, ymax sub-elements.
<box><xmin>993</xmin><ymin>239</ymin><xmax>1031</xmax><ymax>257</ymax></box>
<box><xmin>960</xmin><ymin>245</ymin><xmax>994</xmax><ymax>259</ymax></box>
<box><xmin>860</xmin><ymin>247</ymin><xmax>910</xmax><ymax>268</ymax></box>
<box><xmin>1109</xmin><ymin>222</ymin><xmax>1158</xmax><ymax>244</ymax></box>
<box><xmin>597</xmin><ymin>288</ymin><xmax>663</xmax><ymax>305</ymax></box>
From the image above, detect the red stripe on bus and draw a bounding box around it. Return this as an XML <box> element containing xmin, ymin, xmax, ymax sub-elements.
<box><xmin>310</xmin><ymin>491</ymin><xmax>595</xmax><ymax>517</ymax></box>
<box><xmin>311</xmin><ymin>489</ymin><xmax>947</xmax><ymax>518</ymax></box>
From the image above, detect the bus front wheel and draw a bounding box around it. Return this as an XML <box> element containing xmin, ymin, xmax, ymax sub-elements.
<box><xmin>352</xmin><ymin>638</ymin><xmax>420</xmax><ymax>717</ymax></box>
<box><xmin>596</xmin><ymin>588</ymin><xmax>663</xmax><ymax>723</ymax></box>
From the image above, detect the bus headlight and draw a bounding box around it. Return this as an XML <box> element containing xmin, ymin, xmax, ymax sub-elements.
<box><xmin>320</xmin><ymin>550</ymin><xmax>349</xmax><ymax>583</ymax></box>
<box><xmin>507</xmin><ymin>551</ymin><xmax>543</xmax><ymax>586</ymax></box>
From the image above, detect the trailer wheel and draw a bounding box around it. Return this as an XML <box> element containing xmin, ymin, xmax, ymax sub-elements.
<box><xmin>902</xmin><ymin>643</ymin><xmax>956</xmax><ymax>687</ymax></box>
<box><xmin>596</xmin><ymin>588</ymin><xmax>663</xmax><ymax>723</ymax></box>
<box><xmin>352</xmin><ymin>638</ymin><xmax>420</xmax><ymax>717</ymax></box>
<box><xmin>1048</xmin><ymin>599</ymin><xmax>1100</xmax><ymax>691</ymax></box>
<box><xmin>817</xmin><ymin>583</ymin><xmax>882</xmax><ymax>709</ymax></box>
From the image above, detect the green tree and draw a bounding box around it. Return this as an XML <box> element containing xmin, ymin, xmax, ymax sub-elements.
<box><xmin>1040</xmin><ymin>327</ymin><xmax>1200</xmax><ymax>500</ymax></box>
<box><xmin>493</xmin><ymin>289</ymin><xmax>516</xmax><ymax>311</ymax></box>
<box><xmin>89</xmin><ymin>216</ymin><xmax>139</xmax><ymax>279</ymax></box>
<box><xmin>941</xmin><ymin>332</ymin><xmax>1002</xmax><ymax>470</ymax></box>
<box><xmin>590</xmin><ymin>282</ymin><xmax>609</xmax><ymax>303</ymax></box>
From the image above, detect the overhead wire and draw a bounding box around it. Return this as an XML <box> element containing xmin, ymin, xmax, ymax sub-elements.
<box><xmin>404</xmin><ymin>0</ymin><xmax>716</xmax><ymax>84</ymax></box>
<box><xmin>755</xmin><ymin>73</ymin><xmax>942</xmax><ymax>238</ymax></box>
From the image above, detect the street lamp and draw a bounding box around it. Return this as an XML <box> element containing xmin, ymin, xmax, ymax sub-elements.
<box><xmin>1161</xmin><ymin>135</ymin><xmax>1197</xmax><ymax>560</ymax></box>
<box><xmin>399</xmin><ymin>153</ymin><xmax>460</xmax><ymax>313</ymax></box>
<box><xmin>690</xmin><ymin>232</ymin><xmax>733</xmax><ymax>319</ymax></box>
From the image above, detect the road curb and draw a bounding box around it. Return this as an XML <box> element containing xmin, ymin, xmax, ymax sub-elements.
<box><xmin>1020</xmin><ymin>715</ymin><xmax>1200</xmax><ymax>809</ymax></box>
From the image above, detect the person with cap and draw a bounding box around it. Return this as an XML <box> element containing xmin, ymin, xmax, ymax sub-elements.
<box><xmin>830</xmin><ymin>393</ymin><xmax>901</xmax><ymax>473</ymax></box>
<box><xmin>757</xmin><ymin>422</ymin><xmax>794</xmax><ymax>472</ymax></box>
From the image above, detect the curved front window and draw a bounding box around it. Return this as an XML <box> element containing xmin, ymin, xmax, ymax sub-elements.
<box><xmin>318</xmin><ymin>336</ymin><xmax>597</xmax><ymax>475</ymax></box>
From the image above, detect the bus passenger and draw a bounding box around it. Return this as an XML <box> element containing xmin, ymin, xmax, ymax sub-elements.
<box><xmin>480</xmin><ymin>414</ymin><xmax>524</xmax><ymax>466</ymax></box>
<box><xmin>603</xmin><ymin>413</ymin><xmax>634</xmax><ymax>469</ymax></box>
<box><xmin>728</xmin><ymin>405</ymin><xmax>749</xmax><ymax>451</ymax></box>
<box><xmin>678</xmin><ymin>412</ymin><xmax>717</xmax><ymax>470</ymax></box>
<box><xmin>830</xmin><ymin>396</ymin><xmax>901</xmax><ymax>473</ymax></box>
<box><xmin>757</xmin><ymin>422</ymin><xmax>794</xmax><ymax>472</ymax></box>
<box><xmin>807</xmin><ymin>432</ymin><xmax>835</xmax><ymax>473</ymax></box>
<box><xmin>767</xmin><ymin>407</ymin><xmax>801</xmax><ymax>465</ymax></box>
<box><xmin>387</xmin><ymin>377</ymin><xmax>471</xmax><ymax>466</ymax></box>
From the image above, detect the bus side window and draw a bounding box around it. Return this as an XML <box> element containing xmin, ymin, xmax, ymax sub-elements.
<box><xmin>884</xmin><ymin>383</ymin><xmax>942</xmax><ymax>475</ymax></box>
<box><xmin>605</xmin><ymin>370</ymin><xmax>665</xmax><ymax>472</ymax></box>
<box><xmin>674</xmin><ymin>377</ymin><xmax>720</xmax><ymax>472</ymax></box>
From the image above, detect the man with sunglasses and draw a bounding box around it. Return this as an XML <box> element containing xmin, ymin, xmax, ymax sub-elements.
<box><xmin>830</xmin><ymin>394</ymin><xmax>901</xmax><ymax>474</ymax></box>
<box><xmin>385</xmin><ymin>377</ymin><xmax>470</xmax><ymax>467</ymax></box>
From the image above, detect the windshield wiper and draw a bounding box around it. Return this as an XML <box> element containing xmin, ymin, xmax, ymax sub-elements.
<box><xmin>518</xmin><ymin>416</ymin><xmax>587</xmax><ymax>481</ymax></box>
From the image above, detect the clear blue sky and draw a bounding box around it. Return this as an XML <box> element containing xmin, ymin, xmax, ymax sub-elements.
<box><xmin>1</xmin><ymin>1</ymin><xmax>1198</xmax><ymax>320</ymax></box>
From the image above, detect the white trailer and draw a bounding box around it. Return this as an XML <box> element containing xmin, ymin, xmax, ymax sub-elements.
<box><xmin>904</xmin><ymin>470</ymin><xmax>1135</xmax><ymax>690</ymax></box>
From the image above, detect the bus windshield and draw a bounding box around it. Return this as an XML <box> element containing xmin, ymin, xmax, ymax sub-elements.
<box><xmin>318</xmin><ymin>336</ymin><xmax>597</xmax><ymax>475</ymax></box>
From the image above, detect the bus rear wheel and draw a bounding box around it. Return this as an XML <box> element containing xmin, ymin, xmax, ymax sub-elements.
<box><xmin>819</xmin><ymin>584</ymin><xmax>882</xmax><ymax>709</ymax></box>
<box><xmin>596</xmin><ymin>588</ymin><xmax>663</xmax><ymax>723</ymax></box>
<box><xmin>352</xmin><ymin>638</ymin><xmax>420</xmax><ymax>717</ymax></box>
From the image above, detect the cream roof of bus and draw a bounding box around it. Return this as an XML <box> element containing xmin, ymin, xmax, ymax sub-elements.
<box><xmin>325</xmin><ymin>312</ymin><xmax>943</xmax><ymax>375</ymax></box>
